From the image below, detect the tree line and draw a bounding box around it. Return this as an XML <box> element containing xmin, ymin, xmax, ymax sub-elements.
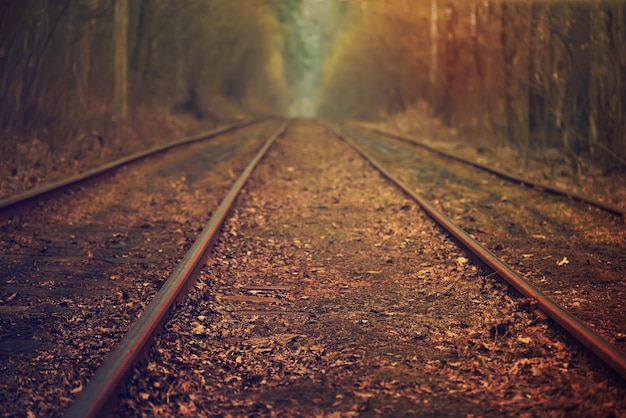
<box><xmin>318</xmin><ymin>1</ymin><xmax>626</xmax><ymax>170</ymax></box>
<box><xmin>0</xmin><ymin>0</ymin><xmax>288</xmax><ymax>143</ymax></box>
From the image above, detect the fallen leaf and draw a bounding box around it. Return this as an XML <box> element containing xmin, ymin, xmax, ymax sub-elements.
<box><xmin>354</xmin><ymin>391</ymin><xmax>375</xmax><ymax>399</ymax></box>
<box><xmin>191</xmin><ymin>323</ymin><xmax>205</xmax><ymax>335</ymax></box>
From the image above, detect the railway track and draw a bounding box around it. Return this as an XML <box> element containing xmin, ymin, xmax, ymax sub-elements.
<box><xmin>73</xmin><ymin>121</ymin><xmax>626</xmax><ymax>415</ymax></box>
<box><xmin>327</xmin><ymin>123</ymin><xmax>626</xmax><ymax>373</ymax></box>
<box><xmin>352</xmin><ymin>124</ymin><xmax>626</xmax><ymax>218</ymax></box>
<box><xmin>1</xmin><ymin>120</ymin><xmax>625</xmax><ymax>416</ymax></box>
<box><xmin>336</xmin><ymin>124</ymin><xmax>626</xmax><ymax>352</ymax></box>
<box><xmin>0</xmin><ymin>120</ymin><xmax>284</xmax><ymax>417</ymax></box>
<box><xmin>0</xmin><ymin>119</ymin><xmax>262</xmax><ymax>220</ymax></box>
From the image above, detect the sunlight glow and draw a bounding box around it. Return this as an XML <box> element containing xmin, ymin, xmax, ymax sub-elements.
<box><xmin>288</xmin><ymin>0</ymin><xmax>337</xmax><ymax>118</ymax></box>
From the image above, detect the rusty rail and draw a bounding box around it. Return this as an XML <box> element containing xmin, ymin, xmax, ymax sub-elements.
<box><xmin>354</xmin><ymin>124</ymin><xmax>626</xmax><ymax>218</ymax></box>
<box><xmin>328</xmin><ymin>122</ymin><xmax>626</xmax><ymax>381</ymax></box>
<box><xmin>64</xmin><ymin>121</ymin><xmax>289</xmax><ymax>418</ymax></box>
<box><xmin>0</xmin><ymin>118</ymin><xmax>264</xmax><ymax>220</ymax></box>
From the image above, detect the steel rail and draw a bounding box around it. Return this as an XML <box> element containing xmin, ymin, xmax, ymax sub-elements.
<box><xmin>327</xmin><ymin>122</ymin><xmax>626</xmax><ymax>381</ymax></box>
<box><xmin>64</xmin><ymin>121</ymin><xmax>289</xmax><ymax>418</ymax></box>
<box><xmin>353</xmin><ymin>124</ymin><xmax>626</xmax><ymax>218</ymax></box>
<box><xmin>0</xmin><ymin>118</ymin><xmax>264</xmax><ymax>220</ymax></box>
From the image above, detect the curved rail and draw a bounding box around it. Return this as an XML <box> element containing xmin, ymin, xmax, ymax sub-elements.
<box><xmin>353</xmin><ymin>124</ymin><xmax>626</xmax><ymax>218</ymax></box>
<box><xmin>63</xmin><ymin>121</ymin><xmax>289</xmax><ymax>418</ymax></box>
<box><xmin>327</xmin><ymin>122</ymin><xmax>626</xmax><ymax>381</ymax></box>
<box><xmin>0</xmin><ymin>118</ymin><xmax>264</xmax><ymax>220</ymax></box>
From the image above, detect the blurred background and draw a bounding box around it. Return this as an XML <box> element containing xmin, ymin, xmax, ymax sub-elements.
<box><xmin>1</xmin><ymin>0</ymin><xmax>625</xmax><ymax>173</ymax></box>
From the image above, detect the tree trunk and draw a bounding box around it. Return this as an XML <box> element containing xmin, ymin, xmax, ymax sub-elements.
<box><xmin>75</xmin><ymin>0</ymin><xmax>98</xmax><ymax>107</ymax></box>
<box><xmin>429</xmin><ymin>0</ymin><xmax>438</xmax><ymax>86</ymax></box>
<box><xmin>130</xmin><ymin>0</ymin><xmax>150</xmax><ymax>105</ymax></box>
<box><xmin>614</xmin><ymin>4</ymin><xmax>626</xmax><ymax>160</ymax></box>
<box><xmin>434</xmin><ymin>4</ymin><xmax>458</xmax><ymax>125</ymax></box>
<box><xmin>500</xmin><ymin>3</ymin><xmax>516</xmax><ymax>147</ymax></box>
<box><xmin>588</xmin><ymin>4</ymin><xmax>601</xmax><ymax>158</ymax></box>
<box><xmin>20</xmin><ymin>1</ymin><xmax>70</xmax><ymax>126</ymax></box>
<box><xmin>568</xmin><ymin>4</ymin><xmax>591</xmax><ymax>155</ymax></box>
<box><xmin>528</xmin><ymin>3</ymin><xmax>546</xmax><ymax>150</ymax></box>
<box><xmin>481</xmin><ymin>2</ymin><xmax>499</xmax><ymax>138</ymax></box>
<box><xmin>113</xmin><ymin>0</ymin><xmax>129</xmax><ymax>119</ymax></box>
<box><xmin>531</xmin><ymin>3</ymin><xmax>550</xmax><ymax>155</ymax></box>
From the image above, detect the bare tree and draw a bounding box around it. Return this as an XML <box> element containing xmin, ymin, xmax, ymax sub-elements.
<box><xmin>430</xmin><ymin>0</ymin><xmax>438</xmax><ymax>85</ymax></box>
<box><xmin>112</xmin><ymin>0</ymin><xmax>129</xmax><ymax>119</ymax></box>
<box><xmin>74</xmin><ymin>0</ymin><xmax>99</xmax><ymax>107</ymax></box>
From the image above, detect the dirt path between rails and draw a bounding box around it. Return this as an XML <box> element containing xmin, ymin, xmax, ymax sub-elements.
<box><xmin>117</xmin><ymin>121</ymin><xmax>626</xmax><ymax>417</ymax></box>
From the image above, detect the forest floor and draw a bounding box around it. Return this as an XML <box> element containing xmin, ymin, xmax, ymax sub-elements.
<box><xmin>1</xmin><ymin>114</ymin><xmax>625</xmax><ymax>416</ymax></box>
<box><xmin>2</xmin><ymin>108</ymin><xmax>624</xmax><ymax>210</ymax></box>
<box><xmin>0</xmin><ymin>108</ymin><xmax>224</xmax><ymax>199</ymax></box>
<box><xmin>369</xmin><ymin>106</ymin><xmax>626</xmax><ymax>211</ymax></box>
<box><xmin>0</xmin><ymin>122</ymin><xmax>279</xmax><ymax>417</ymax></box>
<box><xmin>115</xmin><ymin>121</ymin><xmax>625</xmax><ymax>416</ymax></box>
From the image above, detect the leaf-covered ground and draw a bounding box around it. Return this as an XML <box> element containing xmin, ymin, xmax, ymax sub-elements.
<box><xmin>0</xmin><ymin>111</ymin><xmax>220</xmax><ymax>200</ymax></box>
<box><xmin>344</xmin><ymin>125</ymin><xmax>626</xmax><ymax>353</ymax></box>
<box><xmin>116</xmin><ymin>121</ymin><xmax>626</xmax><ymax>417</ymax></box>
<box><xmin>0</xmin><ymin>122</ymin><xmax>279</xmax><ymax>417</ymax></box>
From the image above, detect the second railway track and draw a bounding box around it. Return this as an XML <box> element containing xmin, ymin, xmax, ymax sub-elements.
<box><xmin>336</xmin><ymin>125</ymin><xmax>626</xmax><ymax>353</ymax></box>
<box><xmin>354</xmin><ymin>124</ymin><xmax>626</xmax><ymax>218</ymax></box>
<box><xmin>1</xmin><ymin>120</ymin><xmax>625</xmax><ymax>416</ymax></box>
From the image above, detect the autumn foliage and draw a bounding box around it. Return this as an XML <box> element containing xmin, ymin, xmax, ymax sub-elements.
<box><xmin>2</xmin><ymin>1</ymin><xmax>625</xmax><ymax>172</ymax></box>
<box><xmin>317</xmin><ymin>1</ymin><xmax>626</xmax><ymax>169</ymax></box>
<box><xmin>0</xmin><ymin>1</ymin><xmax>287</xmax><ymax>141</ymax></box>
